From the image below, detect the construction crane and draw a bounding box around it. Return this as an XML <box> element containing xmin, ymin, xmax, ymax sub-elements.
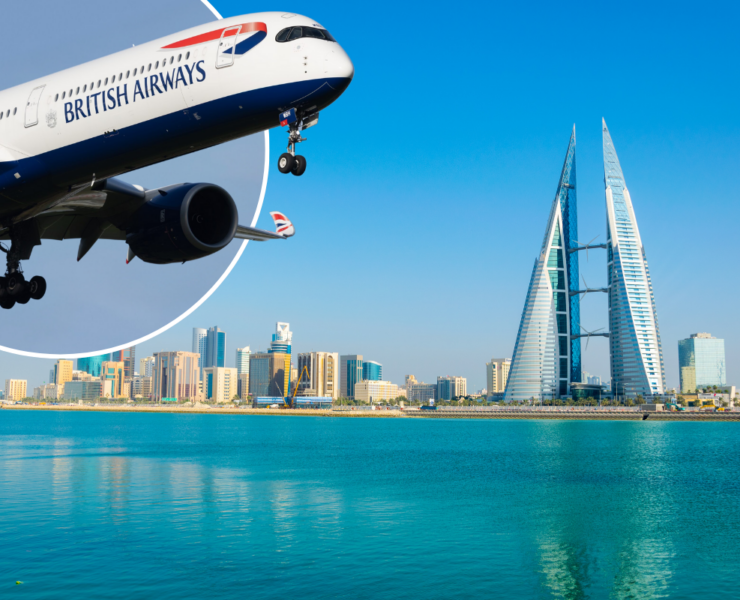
<box><xmin>283</xmin><ymin>365</ymin><xmax>310</xmax><ymax>408</ymax></box>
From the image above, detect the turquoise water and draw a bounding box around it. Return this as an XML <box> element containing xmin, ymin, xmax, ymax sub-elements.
<box><xmin>1</xmin><ymin>412</ymin><xmax>739</xmax><ymax>599</ymax></box>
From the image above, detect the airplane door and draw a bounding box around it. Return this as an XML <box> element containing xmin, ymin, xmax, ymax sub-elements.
<box><xmin>24</xmin><ymin>85</ymin><xmax>45</xmax><ymax>128</ymax></box>
<box><xmin>216</xmin><ymin>26</ymin><xmax>241</xmax><ymax>69</ymax></box>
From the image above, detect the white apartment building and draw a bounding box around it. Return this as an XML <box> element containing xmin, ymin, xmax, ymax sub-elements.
<box><xmin>5</xmin><ymin>379</ymin><xmax>27</xmax><ymax>401</ymax></box>
<box><xmin>486</xmin><ymin>359</ymin><xmax>511</xmax><ymax>395</ymax></box>
<box><xmin>204</xmin><ymin>367</ymin><xmax>238</xmax><ymax>403</ymax></box>
<box><xmin>297</xmin><ymin>352</ymin><xmax>340</xmax><ymax>399</ymax></box>
<box><xmin>354</xmin><ymin>380</ymin><xmax>400</xmax><ymax>403</ymax></box>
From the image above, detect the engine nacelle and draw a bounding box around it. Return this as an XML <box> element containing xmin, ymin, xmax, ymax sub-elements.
<box><xmin>125</xmin><ymin>183</ymin><xmax>238</xmax><ymax>264</ymax></box>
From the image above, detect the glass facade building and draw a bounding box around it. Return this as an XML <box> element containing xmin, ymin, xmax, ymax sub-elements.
<box><xmin>362</xmin><ymin>360</ymin><xmax>382</xmax><ymax>381</ymax></box>
<box><xmin>505</xmin><ymin>129</ymin><xmax>580</xmax><ymax>402</ymax></box>
<box><xmin>678</xmin><ymin>333</ymin><xmax>725</xmax><ymax>392</ymax></box>
<box><xmin>249</xmin><ymin>354</ymin><xmax>272</xmax><ymax>397</ymax></box>
<box><xmin>192</xmin><ymin>328</ymin><xmax>207</xmax><ymax>380</ymax></box>
<box><xmin>205</xmin><ymin>327</ymin><xmax>226</xmax><ymax>370</ymax></box>
<box><xmin>76</xmin><ymin>354</ymin><xmax>110</xmax><ymax>378</ymax></box>
<box><xmin>603</xmin><ymin>119</ymin><xmax>665</xmax><ymax>398</ymax></box>
<box><xmin>340</xmin><ymin>355</ymin><xmax>363</xmax><ymax>399</ymax></box>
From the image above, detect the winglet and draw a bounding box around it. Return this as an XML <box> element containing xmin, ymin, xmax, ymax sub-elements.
<box><xmin>126</xmin><ymin>246</ymin><xmax>136</xmax><ymax>264</ymax></box>
<box><xmin>270</xmin><ymin>212</ymin><xmax>295</xmax><ymax>238</ymax></box>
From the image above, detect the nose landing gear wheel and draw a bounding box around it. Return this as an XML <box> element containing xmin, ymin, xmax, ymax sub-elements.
<box><xmin>291</xmin><ymin>155</ymin><xmax>307</xmax><ymax>176</ymax></box>
<box><xmin>278</xmin><ymin>153</ymin><xmax>296</xmax><ymax>174</ymax></box>
<box><xmin>0</xmin><ymin>297</ymin><xmax>14</xmax><ymax>310</ymax></box>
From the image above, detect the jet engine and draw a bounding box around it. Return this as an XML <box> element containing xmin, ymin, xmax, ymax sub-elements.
<box><xmin>125</xmin><ymin>183</ymin><xmax>238</xmax><ymax>264</ymax></box>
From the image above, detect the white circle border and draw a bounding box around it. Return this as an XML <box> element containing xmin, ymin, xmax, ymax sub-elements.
<box><xmin>0</xmin><ymin>1</ymin><xmax>269</xmax><ymax>359</ymax></box>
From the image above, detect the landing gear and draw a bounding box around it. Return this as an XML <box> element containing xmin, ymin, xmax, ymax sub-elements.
<box><xmin>0</xmin><ymin>223</ymin><xmax>46</xmax><ymax>309</ymax></box>
<box><xmin>277</xmin><ymin>111</ymin><xmax>313</xmax><ymax>177</ymax></box>
<box><xmin>278</xmin><ymin>153</ymin><xmax>295</xmax><ymax>174</ymax></box>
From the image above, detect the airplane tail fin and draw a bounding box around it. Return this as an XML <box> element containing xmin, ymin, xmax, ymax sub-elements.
<box><xmin>270</xmin><ymin>212</ymin><xmax>295</xmax><ymax>237</ymax></box>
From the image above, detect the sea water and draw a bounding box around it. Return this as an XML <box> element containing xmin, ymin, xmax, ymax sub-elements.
<box><xmin>1</xmin><ymin>411</ymin><xmax>739</xmax><ymax>599</ymax></box>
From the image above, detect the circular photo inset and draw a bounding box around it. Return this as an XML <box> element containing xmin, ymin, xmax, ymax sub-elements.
<box><xmin>0</xmin><ymin>0</ymin><xmax>268</xmax><ymax>356</ymax></box>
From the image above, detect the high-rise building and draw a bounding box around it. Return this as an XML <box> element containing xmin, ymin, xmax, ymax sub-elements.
<box><xmin>249</xmin><ymin>353</ymin><xmax>272</xmax><ymax>397</ymax></box>
<box><xmin>678</xmin><ymin>333</ymin><xmax>726</xmax><ymax>393</ymax></box>
<box><xmin>296</xmin><ymin>352</ymin><xmax>340</xmax><ymax>399</ymax></box>
<box><xmin>406</xmin><ymin>380</ymin><xmax>437</xmax><ymax>403</ymax></box>
<box><xmin>204</xmin><ymin>367</ymin><xmax>238</xmax><ymax>403</ymax></box>
<box><xmin>77</xmin><ymin>354</ymin><xmax>110</xmax><ymax>378</ymax></box>
<box><xmin>340</xmin><ymin>355</ymin><xmax>363</xmax><ymax>399</ymax></box>
<box><xmin>204</xmin><ymin>327</ymin><xmax>226</xmax><ymax>370</ymax></box>
<box><xmin>192</xmin><ymin>328</ymin><xmax>207</xmax><ymax>379</ymax></box>
<box><xmin>152</xmin><ymin>351</ymin><xmax>200</xmax><ymax>401</ymax></box>
<box><xmin>268</xmin><ymin>324</ymin><xmax>292</xmax><ymax>395</ymax></box>
<box><xmin>269</xmin><ymin>322</ymin><xmax>293</xmax><ymax>354</ymax></box>
<box><xmin>5</xmin><ymin>379</ymin><xmax>27</xmax><ymax>401</ymax></box>
<box><xmin>354</xmin><ymin>380</ymin><xmax>400</xmax><ymax>403</ymax></box>
<box><xmin>100</xmin><ymin>361</ymin><xmax>125</xmax><ymax>397</ymax></box>
<box><xmin>437</xmin><ymin>376</ymin><xmax>467</xmax><ymax>400</ymax></box>
<box><xmin>505</xmin><ymin>129</ymin><xmax>581</xmax><ymax>402</ymax></box>
<box><xmin>54</xmin><ymin>360</ymin><xmax>74</xmax><ymax>389</ymax></box>
<box><xmin>603</xmin><ymin>119</ymin><xmax>665</xmax><ymax>398</ymax></box>
<box><xmin>140</xmin><ymin>356</ymin><xmax>156</xmax><ymax>378</ymax></box>
<box><xmin>486</xmin><ymin>359</ymin><xmax>511</xmax><ymax>395</ymax></box>
<box><xmin>111</xmin><ymin>347</ymin><xmax>136</xmax><ymax>379</ymax></box>
<box><xmin>362</xmin><ymin>360</ymin><xmax>382</xmax><ymax>381</ymax></box>
<box><xmin>236</xmin><ymin>347</ymin><xmax>250</xmax><ymax>400</ymax></box>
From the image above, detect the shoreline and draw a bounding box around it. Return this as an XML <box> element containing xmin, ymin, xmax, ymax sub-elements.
<box><xmin>2</xmin><ymin>404</ymin><xmax>739</xmax><ymax>421</ymax></box>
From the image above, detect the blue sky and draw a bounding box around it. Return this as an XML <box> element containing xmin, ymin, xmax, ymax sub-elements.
<box><xmin>2</xmin><ymin>0</ymin><xmax>739</xmax><ymax>392</ymax></box>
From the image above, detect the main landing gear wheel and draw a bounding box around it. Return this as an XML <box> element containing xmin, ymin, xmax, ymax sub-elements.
<box><xmin>5</xmin><ymin>273</ymin><xmax>25</xmax><ymax>297</ymax></box>
<box><xmin>0</xmin><ymin>224</ymin><xmax>48</xmax><ymax>309</ymax></box>
<box><xmin>278</xmin><ymin>153</ymin><xmax>296</xmax><ymax>174</ymax></box>
<box><xmin>28</xmin><ymin>276</ymin><xmax>46</xmax><ymax>301</ymax></box>
<box><xmin>291</xmin><ymin>155</ymin><xmax>307</xmax><ymax>177</ymax></box>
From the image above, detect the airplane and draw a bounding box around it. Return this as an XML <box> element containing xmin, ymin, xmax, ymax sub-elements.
<box><xmin>0</xmin><ymin>12</ymin><xmax>354</xmax><ymax>309</ymax></box>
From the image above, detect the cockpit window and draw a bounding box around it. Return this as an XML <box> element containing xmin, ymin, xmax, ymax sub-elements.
<box><xmin>276</xmin><ymin>26</ymin><xmax>336</xmax><ymax>43</ymax></box>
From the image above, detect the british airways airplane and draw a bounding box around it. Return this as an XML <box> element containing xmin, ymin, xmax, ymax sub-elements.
<box><xmin>0</xmin><ymin>12</ymin><xmax>353</xmax><ymax>309</ymax></box>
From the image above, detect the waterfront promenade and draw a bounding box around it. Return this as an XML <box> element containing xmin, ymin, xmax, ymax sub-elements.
<box><xmin>2</xmin><ymin>403</ymin><xmax>738</xmax><ymax>421</ymax></box>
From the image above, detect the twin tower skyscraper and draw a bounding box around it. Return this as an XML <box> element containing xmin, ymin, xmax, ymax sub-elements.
<box><xmin>504</xmin><ymin>120</ymin><xmax>666</xmax><ymax>402</ymax></box>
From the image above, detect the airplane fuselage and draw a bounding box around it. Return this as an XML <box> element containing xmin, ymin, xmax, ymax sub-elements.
<box><xmin>0</xmin><ymin>12</ymin><xmax>353</xmax><ymax>221</ymax></box>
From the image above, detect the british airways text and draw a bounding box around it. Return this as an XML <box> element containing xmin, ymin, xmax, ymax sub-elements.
<box><xmin>64</xmin><ymin>60</ymin><xmax>207</xmax><ymax>124</ymax></box>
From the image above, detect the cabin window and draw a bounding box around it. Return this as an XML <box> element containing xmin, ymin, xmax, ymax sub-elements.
<box><xmin>76</xmin><ymin>87</ymin><xmax>80</xmax><ymax>95</ymax></box>
<box><xmin>133</xmin><ymin>68</ymin><xmax>137</xmax><ymax>76</ymax></box>
<box><xmin>169</xmin><ymin>56</ymin><xmax>174</xmax><ymax>64</ymax></box>
<box><xmin>112</xmin><ymin>75</ymin><xmax>116</xmax><ymax>83</ymax></box>
<box><xmin>186</xmin><ymin>52</ymin><xmax>190</xmax><ymax>60</ymax></box>
<box><xmin>0</xmin><ymin>113</ymin><xmax>3</xmax><ymax>121</ymax></box>
<box><xmin>55</xmin><ymin>94</ymin><xmax>59</xmax><ymax>102</ymax></box>
<box><xmin>97</xmin><ymin>80</ymin><xmax>101</xmax><ymax>88</ymax></box>
<box><xmin>69</xmin><ymin>89</ymin><xmax>73</xmax><ymax>97</ymax></box>
<box><xmin>126</xmin><ymin>70</ymin><xmax>130</xmax><ymax>78</ymax></box>
<box><xmin>104</xmin><ymin>78</ymin><xmax>108</xmax><ymax>85</ymax></box>
<box><xmin>62</xmin><ymin>91</ymin><xmax>66</xmax><ymax>99</ymax></box>
<box><xmin>83</xmin><ymin>85</ymin><xmax>87</xmax><ymax>93</ymax></box>
<box><xmin>13</xmin><ymin>108</ymin><xmax>16</xmax><ymax>116</ymax></box>
<box><xmin>178</xmin><ymin>54</ymin><xmax>182</xmax><ymax>62</ymax></box>
<box><xmin>147</xmin><ymin>64</ymin><xmax>152</xmax><ymax>72</ymax></box>
<box><xmin>155</xmin><ymin>61</ymin><xmax>159</xmax><ymax>69</ymax></box>
<box><xmin>119</xmin><ymin>73</ymin><xmax>123</xmax><ymax>80</ymax></box>
<box><xmin>6</xmin><ymin>110</ymin><xmax>10</xmax><ymax>118</ymax></box>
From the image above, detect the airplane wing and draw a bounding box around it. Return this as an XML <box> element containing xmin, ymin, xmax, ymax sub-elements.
<box><xmin>0</xmin><ymin>180</ymin><xmax>294</xmax><ymax>261</ymax></box>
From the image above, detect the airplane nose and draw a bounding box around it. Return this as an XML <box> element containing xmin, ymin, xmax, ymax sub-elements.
<box><xmin>329</xmin><ymin>46</ymin><xmax>354</xmax><ymax>82</ymax></box>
